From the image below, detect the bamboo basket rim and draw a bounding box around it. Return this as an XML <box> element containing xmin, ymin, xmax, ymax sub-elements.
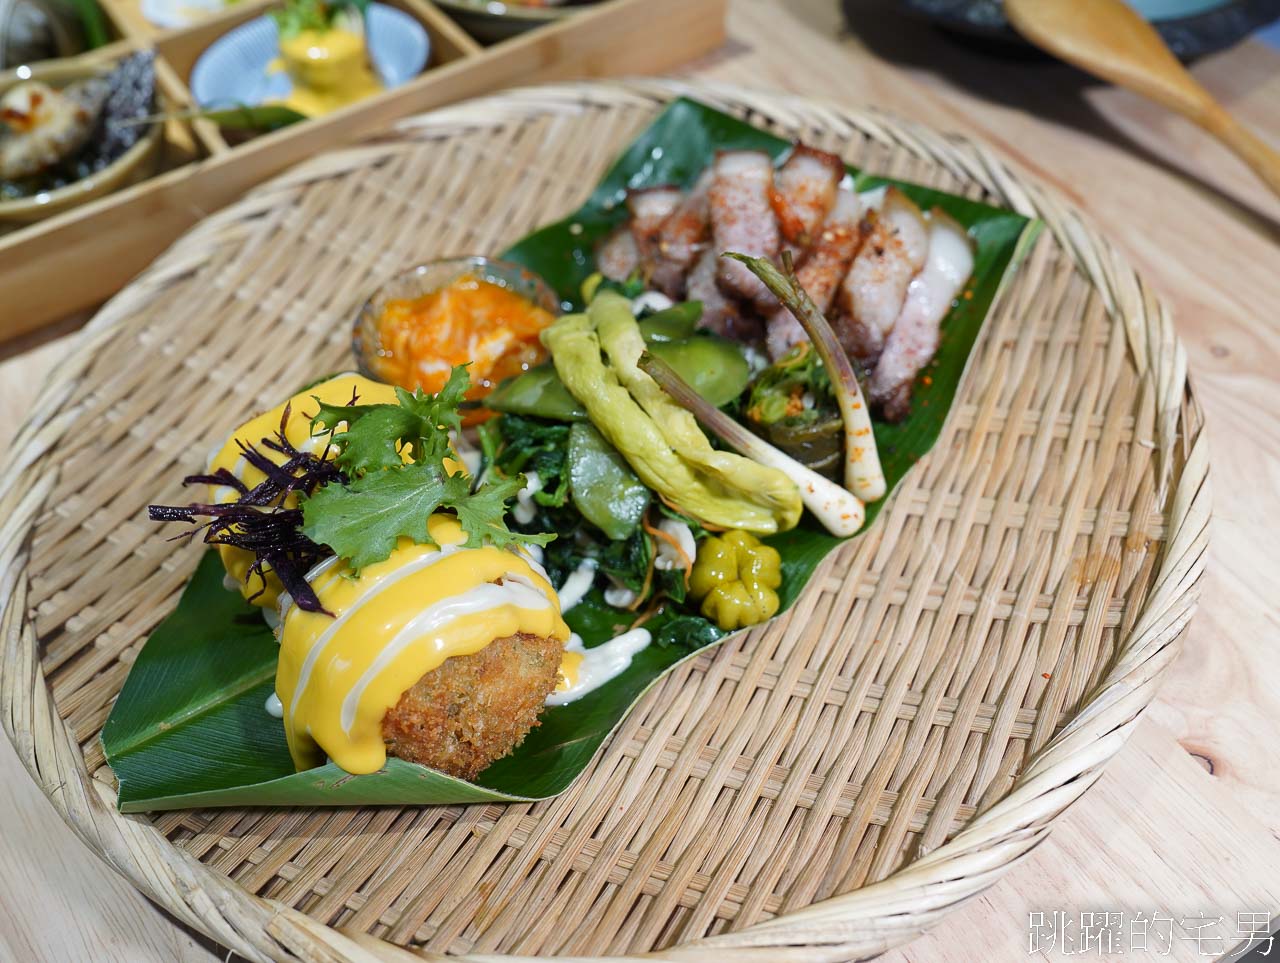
<box><xmin>0</xmin><ymin>78</ymin><xmax>1209</xmax><ymax>962</ymax></box>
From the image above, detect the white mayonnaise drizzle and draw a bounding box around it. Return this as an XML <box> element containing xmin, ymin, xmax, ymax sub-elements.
<box><xmin>547</xmin><ymin>628</ymin><xmax>652</xmax><ymax>706</ymax></box>
<box><xmin>556</xmin><ymin>559</ymin><xmax>597</xmax><ymax>613</ymax></box>
<box><xmin>653</xmin><ymin>518</ymin><xmax>695</xmax><ymax>572</ymax></box>
<box><xmin>513</xmin><ymin>471</ymin><xmax>542</xmax><ymax>524</ymax></box>
<box><xmin>603</xmin><ymin>581</ymin><xmax>638</xmax><ymax>609</ymax></box>
<box><xmin>339</xmin><ymin>578</ymin><xmax>553</xmax><ymax>733</ymax></box>
<box><xmin>286</xmin><ymin>543</ymin><xmax>465</xmax><ymax>722</ymax></box>
<box><xmin>264</xmin><ymin>692</ymin><xmax>284</xmax><ymax>718</ymax></box>
<box><xmin>515</xmin><ymin>545</ymin><xmax>551</xmax><ymax>585</ymax></box>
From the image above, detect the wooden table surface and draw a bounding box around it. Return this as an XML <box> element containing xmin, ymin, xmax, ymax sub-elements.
<box><xmin>3</xmin><ymin>2</ymin><xmax>1280</xmax><ymax>960</ymax></box>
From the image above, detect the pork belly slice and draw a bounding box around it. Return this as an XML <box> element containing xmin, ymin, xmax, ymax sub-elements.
<box><xmin>687</xmin><ymin>247</ymin><xmax>762</xmax><ymax>344</ymax></box>
<box><xmin>772</xmin><ymin>144</ymin><xmax>844</xmax><ymax>252</ymax></box>
<box><xmin>869</xmin><ymin>208</ymin><xmax>974</xmax><ymax>422</ymax></box>
<box><xmin>627</xmin><ymin>185</ymin><xmax>683</xmax><ymax>269</ymax></box>
<box><xmin>834</xmin><ymin>186</ymin><xmax>929</xmax><ymax>368</ymax></box>
<box><xmin>598</xmin><ymin>225</ymin><xmax>640</xmax><ymax>282</ymax></box>
<box><xmin>651</xmin><ymin>168</ymin><xmax>714</xmax><ymax>297</ymax></box>
<box><xmin>765</xmin><ymin>188</ymin><xmax>865</xmax><ymax>361</ymax></box>
<box><xmin>710</xmin><ymin>150</ymin><xmax>781</xmax><ymax>308</ymax></box>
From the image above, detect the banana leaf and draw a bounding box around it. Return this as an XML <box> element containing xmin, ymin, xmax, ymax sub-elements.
<box><xmin>68</xmin><ymin>0</ymin><xmax>112</xmax><ymax>49</ymax></box>
<box><xmin>196</xmin><ymin>105</ymin><xmax>308</xmax><ymax>131</ymax></box>
<box><xmin>103</xmin><ymin>96</ymin><xmax>1039</xmax><ymax>812</ymax></box>
<box><xmin>115</xmin><ymin>105</ymin><xmax>308</xmax><ymax>133</ymax></box>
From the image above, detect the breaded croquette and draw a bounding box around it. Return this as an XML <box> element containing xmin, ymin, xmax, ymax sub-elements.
<box><xmin>381</xmin><ymin>631</ymin><xmax>564</xmax><ymax>780</ymax></box>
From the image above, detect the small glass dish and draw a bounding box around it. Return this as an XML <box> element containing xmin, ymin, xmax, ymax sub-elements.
<box><xmin>352</xmin><ymin>256</ymin><xmax>561</xmax><ymax>387</ymax></box>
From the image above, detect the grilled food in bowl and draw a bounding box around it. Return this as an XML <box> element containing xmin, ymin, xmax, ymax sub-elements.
<box><xmin>0</xmin><ymin>51</ymin><xmax>161</xmax><ymax>223</ymax></box>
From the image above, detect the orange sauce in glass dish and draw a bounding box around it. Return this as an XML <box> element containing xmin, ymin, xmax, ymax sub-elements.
<box><xmin>368</xmin><ymin>274</ymin><xmax>555</xmax><ymax>409</ymax></box>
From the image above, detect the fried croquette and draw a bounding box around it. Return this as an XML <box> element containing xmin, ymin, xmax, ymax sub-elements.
<box><xmin>381</xmin><ymin>631</ymin><xmax>563</xmax><ymax>780</ymax></box>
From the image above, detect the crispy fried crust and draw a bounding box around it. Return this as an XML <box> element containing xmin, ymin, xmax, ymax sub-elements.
<box><xmin>381</xmin><ymin>632</ymin><xmax>563</xmax><ymax>781</ymax></box>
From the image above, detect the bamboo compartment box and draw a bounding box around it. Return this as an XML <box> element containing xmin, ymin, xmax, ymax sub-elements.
<box><xmin>0</xmin><ymin>0</ymin><xmax>727</xmax><ymax>337</ymax></box>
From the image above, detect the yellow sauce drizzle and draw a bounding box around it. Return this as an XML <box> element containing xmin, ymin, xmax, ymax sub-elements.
<box><xmin>556</xmin><ymin>650</ymin><xmax>583</xmax><ymax>692</ymax></box>
<box><xmin>207</xmin><ymin>373</ymin><xmax>398</xmax><ymax>608</ymax></box>
<box><xmin>273</xmin><ymin>27</ymin><xmax>383</xmax><ymax>118</ymax></box>
<box><xmin>276</xmin><ymin>515</ymin><xmax>570</xmax><ymax>774</ymax></box>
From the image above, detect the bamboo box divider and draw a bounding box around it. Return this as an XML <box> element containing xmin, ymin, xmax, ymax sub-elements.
<box><xmin>0</xmin><ymin>0</ymin><xmax>726</xmax><ymax>339</ymax></box>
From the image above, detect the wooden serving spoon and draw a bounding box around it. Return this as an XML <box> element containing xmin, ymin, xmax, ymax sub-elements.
<box><xmin>1004</xmin><ymin>0</ymin><xmax>1280</xmax><ymax>198</ymax></box>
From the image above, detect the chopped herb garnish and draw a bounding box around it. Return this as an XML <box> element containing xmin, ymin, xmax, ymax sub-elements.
<box><xmin>302</xmin><ymin>365</ymin><xmax>553</xmax><ymax>572</ymax></box>
<box><xmin>312</xmin><ymin>373</ymin><xmax>465</xmax><ymax>476</ymax></box>
<box><xmin>271</xmin><ymin>0</ymin><xmax>369</xmax><ymax>39</ymax></box>
<box><xmin>151</xmin><ymin>366</ymin><xmax>549</xmax><ymax>613</ymax></box>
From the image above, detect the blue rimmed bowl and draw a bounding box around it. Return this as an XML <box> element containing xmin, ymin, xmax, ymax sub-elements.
<box><xmin>190</xmin><ymin>4</ymin><xmax>429</xmax><ymax>112</ymax></box>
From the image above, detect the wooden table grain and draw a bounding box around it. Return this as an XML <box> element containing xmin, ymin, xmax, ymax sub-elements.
<box><xmin>3</xmin><ymin>2</ymin><xmax>1279</xmax><ymax>959</ymax></box>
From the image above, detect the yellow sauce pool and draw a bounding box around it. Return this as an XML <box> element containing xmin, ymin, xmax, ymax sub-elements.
<box><xmin>271</xmin><ymin>26</ymin><xmax>382</xmax><ymax>118</ymax></box>
<box><xmin>276</xmin><ymin>516</ymin><xmax>570</xmax><ymax>773</ymax></box>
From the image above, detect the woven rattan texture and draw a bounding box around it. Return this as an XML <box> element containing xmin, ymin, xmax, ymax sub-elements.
<box><xmin>0</xmin><ymin>81</ymin><xmax>1208</xmax><ymax>963</ymax></box>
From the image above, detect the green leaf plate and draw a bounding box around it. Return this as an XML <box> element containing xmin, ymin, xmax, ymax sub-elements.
<box><xmin>197</xmin><ymin>104</ymin><xmax>308</xmax><ymax>131</ymax></box>
<box><xmin>103</xmin><ymin>96</ymin><xmax>1039</xmax><ymax>812</ymax></box>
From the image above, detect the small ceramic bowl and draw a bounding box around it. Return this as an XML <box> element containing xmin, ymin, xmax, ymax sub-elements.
<box><xmin>432</xmin><ymin>0</ymin><xmax>602</xmax><ymax>44</ymax></box>
<box><xmin>190</xmin><ymin>3</ymin><xmax>429</xmax><ymax>111</ymax></box>
<box><xmin>0</xmin><ymin>57</ymin><xmax>163</xmax><ymax>224</ymax></box>
<box><xmin>140</xmin><ymin>0</ymin><xmax>230</xmax><ymax>30</ymax></box>
<box><xmin>352</xmin><ymin>256</ymin><xmax>560</xmax><ymax>384</ymax></box>
<box><xmin>896</xmin><ymin>0</ymin><xmax>1277</xmax><ymax>60</ymax></box>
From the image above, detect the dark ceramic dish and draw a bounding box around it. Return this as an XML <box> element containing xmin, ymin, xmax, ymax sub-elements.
<box><xmin>898</xmin><ymin>0</ymin><xmax>1280</xmax><ymax>59</ymax></box>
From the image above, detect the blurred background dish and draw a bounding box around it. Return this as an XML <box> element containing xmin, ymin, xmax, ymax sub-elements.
<box><xmin>0</xmin><ymin>0</ymin><xmax>109</xmax><ymax>68</ymax></box>
<box><xmin>0</xmin><ymin>50</ymin><xmax>162</xmax><ymax>223</ymax></box>
<box><xmin>898</xmin><ymin>0</ymin><xmax>1280</xmax><ymax>58</ymax></box>
<box><xmin>432</xmin><ymin>0</ymin><xmax>601</xmax><ymax>44</ymax></box>
<box><xmin>138</xmin><ymin>0</ymin><xmax>230</xmax><ymax>31</ymax></box>
<box><xmin>190</xmin><ymin>1</ymin><xmax>428</xmax><ymax>118</ymax></box>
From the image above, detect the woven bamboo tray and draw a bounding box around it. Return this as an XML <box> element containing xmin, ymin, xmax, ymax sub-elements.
<box><xmin>0</xmin><ymin>80</ymin><xmax>1209</xmax><ymax>961</ymax></box>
